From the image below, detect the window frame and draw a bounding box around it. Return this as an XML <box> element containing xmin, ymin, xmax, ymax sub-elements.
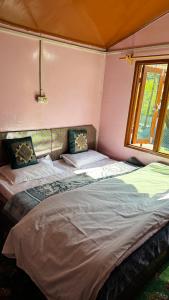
<box><xmin>124</xmin><ymin>59</ymin><xmax>169</xmax><ymax>159</ymax></box>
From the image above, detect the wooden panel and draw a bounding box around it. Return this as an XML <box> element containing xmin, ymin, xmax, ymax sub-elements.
<box><xmin>0</xmin><ymin>125</ymin><xmax>96</xmax><ymax>165</ymax></box>
<box><xmin>132</xmin><ymin>65</ymin><xmax>147</xmax><ymax>144</ymax></box>
<box><xmin>125</xmin><ymin>63</ymin><xmax>142</xmax><ymax>146</ymax></box>
<box><xmin>51</xmin><ymin>125</ymin><xmax>96</xmax><ymax>160</ymax></box>
<box><xmin>0</xmin><ymin>129</ymin><xmax>51</xmax><ymax>166</ymax></box>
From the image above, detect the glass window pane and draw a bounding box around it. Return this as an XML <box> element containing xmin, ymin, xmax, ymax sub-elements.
<box><xmin>137</xmin><ymin>71</ymin><xmax>161</xmax><ymax>142</ymax></box>
<box><xmin>131</xmin><ymin>63</ymin><xmax>167</xmax><ymax>150</ymax></box>
<box><xmin>159</xmin><ymin>101</ymin><xmax>169</xmax><ymax>154</ymax></box>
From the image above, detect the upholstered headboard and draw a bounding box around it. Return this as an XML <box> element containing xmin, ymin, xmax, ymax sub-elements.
<box><xmin>0</xmin><ymin>125</ymin><xmax>96</xmax><ymax>166</ymax></box>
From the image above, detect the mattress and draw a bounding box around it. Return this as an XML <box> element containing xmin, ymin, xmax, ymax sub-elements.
<box><xmin>3</xmin><ymin>163</ymin><xmax>169</xmax><ymax>300</ymax></box>
<box><xmin>0</xmin><ymin>158</ymin><xmax>117</xmax><ymax>201</ymax></box>
<box><xmin>2</xmin><ymin>160</ymin><xmax>138</xmax><ymax>224</ymax></box>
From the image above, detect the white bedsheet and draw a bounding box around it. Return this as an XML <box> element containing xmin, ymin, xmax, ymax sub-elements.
<box><xmin>3</xmin><ymin>163</ymin><xmax>169</xmax><ymax>300</ymax></box>
<box><xmin>0</xmin><ymin>158</ymin><xmax>116</xmax><ymax>201</ymax></box>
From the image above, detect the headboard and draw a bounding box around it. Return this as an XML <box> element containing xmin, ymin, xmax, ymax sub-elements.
<box><xmin>0</xmin><ymin>125</ymin><xmax>96</xmax><ymax>166</ymax></box>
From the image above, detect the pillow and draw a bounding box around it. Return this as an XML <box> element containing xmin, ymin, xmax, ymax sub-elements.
<box><xmin>0</xmin><ymin>160</ymin><xmax>60</xmax><ymax>185</ymax></box>
<box><xmin>4</xmin><ymin>136</ymin><xmax>37</xmax><ymax>169</ymax></box>
<box><xmin>68</xmin><ymin>129</ymin><xmax>88</xmax><ymax>154</ymax></box>
<box><xmin>61</xmin><ymin>150</ymin><xmax>109</xmax><ymax>168</ymax></box>
<box><xmin>38</xmin><ymin>154</ymin><xmax>53</xmax><ymax>167</ymax></box>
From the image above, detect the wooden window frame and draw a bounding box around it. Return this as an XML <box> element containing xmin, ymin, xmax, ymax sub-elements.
<box><xmin>124</xmin><ymin>59</ymin><xmax>169</xmax><ymax>159</ymax></box>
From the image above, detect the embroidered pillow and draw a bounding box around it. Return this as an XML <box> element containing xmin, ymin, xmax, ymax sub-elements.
<box><xmin>4</xmin><ymin>136</ymin><xmax>37</xmax><ymax>169</ymax></box>
<box><xmin>68</xmin><ymin>129</ymin><xmax>88</xmax><ymax>154</ymax></box>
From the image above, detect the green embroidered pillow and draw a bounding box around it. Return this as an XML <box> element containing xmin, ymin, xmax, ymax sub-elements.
<box><xmin>4</xmin><ymin>136</ymin><xmax>38</xmax><ymax>169</ymax></box>
<box><xmin>68</xmin><ymin>129</ymin><xmax>88</xmax><ymax>154</ymax></box>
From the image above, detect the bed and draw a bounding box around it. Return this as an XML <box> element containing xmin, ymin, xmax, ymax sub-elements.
<box><xmin>1</xmin><ymin>126</ymin><xmax>169</xmax><ymax>300</ymax></box>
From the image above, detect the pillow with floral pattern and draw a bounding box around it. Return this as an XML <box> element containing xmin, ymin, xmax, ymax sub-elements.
<box><xmin>4</xmin><ymin>136</ymin><xmax>37</xmax><ymax>169</ymax></box>
<box><xmin>68</xmin><ymin>129</ymin><xmax>88</xmax><ymax>154</ymax></box>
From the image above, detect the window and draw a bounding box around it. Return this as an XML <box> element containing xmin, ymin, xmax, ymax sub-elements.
<box><xmin>125</xmin><ymin>60</ymin><xmax>169</xmax><ymax>157</ymax></box>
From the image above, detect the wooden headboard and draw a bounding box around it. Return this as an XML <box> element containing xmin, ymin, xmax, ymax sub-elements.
<box><xmin>0</xmin><ymin>125</ymin><xmax>96</xmax><ymax>166</ymax></box>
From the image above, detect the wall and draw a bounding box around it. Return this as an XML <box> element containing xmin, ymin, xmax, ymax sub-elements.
<box><xmin>110</xmin><ymin>13</ymin><xmax>169</xmax><ymax>50</ymax></box>
<box><xmin>98</xmin><ymin>13</ymin><xmax>169</xmax><ymax>164</ymax></box>
<box><xmin>0</xmin><ymin>30</ymin><xmax>105</xmax><ymax>132</ymax></box>
<box><xmin>1</xmin><ymin>12</ymin><xmax>169</xmax><ymax>163</ymax></box>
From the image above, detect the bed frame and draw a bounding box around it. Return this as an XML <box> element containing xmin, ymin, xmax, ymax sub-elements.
<box><xmin>0</xmin><ymin>124</ymin><xmax>96</xmax><ymax>166</ymax></box>
<box><xmin>0</xmin><ymin>125</ymin><xmax>169</xmax><ymax>300</ymax></box>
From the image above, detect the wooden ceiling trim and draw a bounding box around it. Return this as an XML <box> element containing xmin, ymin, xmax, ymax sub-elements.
<box><xmin>0</xmin><ymin>22</ymin><xmax>106</xmax><ymax>54</ymax></box>
<box><xmin>0</xmin><ymin>18</ymin><xmax>106</xmax><ymax>50</ymax></box>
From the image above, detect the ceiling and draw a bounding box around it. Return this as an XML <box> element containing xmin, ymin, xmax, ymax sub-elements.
<box><xmin>0</xmin><ymin>0</ymin><xmax>169</xmax><ymax>49</ymax></box>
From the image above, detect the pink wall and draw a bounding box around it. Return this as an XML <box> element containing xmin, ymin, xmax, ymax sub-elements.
<box><xmin>98</xmin><ymin>13</ymin><xmax>169</xmax><ymax>164</ymax></box>
<box><xmin>0</xmin><ymin>31</ymin><xmax>105</xmax><ymax>132</ymax></box>
<box><xmin>2</xmin><ymin>12</ymin><xmax>169</xmax><ymax>164</ymax></box>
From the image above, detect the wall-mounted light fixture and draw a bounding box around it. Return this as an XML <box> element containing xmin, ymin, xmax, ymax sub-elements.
<box><xmin>36</xmin><ymin>39</ymin><xmax>48</xmax><ymax>104</ymax></box>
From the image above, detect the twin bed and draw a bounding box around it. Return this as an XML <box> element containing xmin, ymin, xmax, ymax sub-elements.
<box><xmin>0</xmin><ymin>125</ymin><xmax>169</xmax><ymax>300</ymax></box>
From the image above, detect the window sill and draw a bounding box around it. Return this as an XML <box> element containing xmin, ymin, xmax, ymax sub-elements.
<box><xmin>124</xmin><ymin>144</ymin><xmax>169</xmax><ymax>159</ymax></box>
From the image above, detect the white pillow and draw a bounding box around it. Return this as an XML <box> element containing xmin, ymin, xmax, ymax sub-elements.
<box><xmin>38</xmin><ymin>154</ymin><xmax>54</xmax><ymax>167</ymax></box>
<box><xmin>61</xmin><ymin>150</ymin><xmax>109</xmax><ymax>168</ymax></box>
<box><xmin>0</xmin><ymin>160</ymin><xmax>60</xmax><ymax>185</ymax></box>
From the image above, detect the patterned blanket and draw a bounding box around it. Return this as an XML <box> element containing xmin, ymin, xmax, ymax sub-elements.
<box><xmin>2</xmin><ymin>162</ymin><xmax>139</xmax><ymax>224</ymax></box>
<box><xmin>3</xmin><ymin>174</ymin><xmax>101</xmax><ymax>224</ymax></box>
